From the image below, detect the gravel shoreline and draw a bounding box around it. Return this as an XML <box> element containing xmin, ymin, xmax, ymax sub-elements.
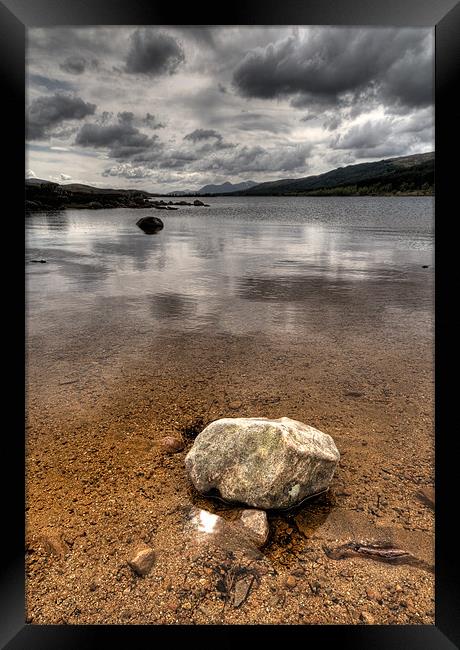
<box><xmin>25</xmin><ymin>323</ymin><xmax>434</xmax><ymax>625</ymax></box>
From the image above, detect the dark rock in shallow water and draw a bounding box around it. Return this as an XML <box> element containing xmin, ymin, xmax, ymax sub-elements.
<box><xmin>136</xmin><ymin>216</ymin><xmax>164</xmax><ymax>234</ymax></box>
<box><xmin>193</xmin><ymin>199</ymin><xmax>210</xmax><ymax>207</ymax></box>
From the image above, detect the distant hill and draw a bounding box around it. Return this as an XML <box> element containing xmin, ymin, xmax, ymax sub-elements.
<box><xmin>166</xmin><ymin>189</ymin><xmax>196</xmax><ymax>196</ymax></box>
<box><xmin>239</xmin><ymin>152</ymin><xmax>434</xmax><ymax>196</ymax></box>
<box><xmin>25</xmin><ymin>178</ymin><xmax>154</xmax><ymax>211</ymax></box>
<box><xmin>168</xmin><ymin>180</ymin><xmax>258</xmax><ymax>196</ymax></box>
<box><xmin>197</xmin><ymin>180</ymin><xmax>257</xmax><ymax>194</ymax></box>
<box><xmin>25</xmin><ymin>177</ymin><xmax>50</xmax><ymax>185</ymax></box>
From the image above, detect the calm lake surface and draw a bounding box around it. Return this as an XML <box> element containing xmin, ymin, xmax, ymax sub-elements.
<box><xmin>26</xmin><ymin>196</ymin><xmax>434</xmax><ymax>345</ymax></box>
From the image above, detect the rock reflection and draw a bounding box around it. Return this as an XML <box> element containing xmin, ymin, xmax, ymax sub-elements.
<box><xmin>184</xmin><ymin>506</ymin><xmax>263</xmax><ymax>560</ymax></box>
<box><xmin>92</xmin><ymin>238</ymin><xmax>158</xmax><ymax>272</ymax></box>
<box><xmin>26</xmin><ymin>198</ymin><xmax>433</xmax><ymax>340</ymax></box>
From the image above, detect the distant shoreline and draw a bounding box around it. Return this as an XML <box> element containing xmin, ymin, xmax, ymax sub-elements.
<box><xmin>25</xmin><ymin>182</ymin><xmax>434</xmax><ymax>212</ymax></box>
<box><xmin>25</xmin><ymin>150</ymin><xmax>434</xmax><ymax>210</ymax></box>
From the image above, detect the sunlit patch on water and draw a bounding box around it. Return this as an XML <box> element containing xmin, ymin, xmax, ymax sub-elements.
<box><xmin>184</xmin><ymin>506</ymin><xmax>263</xmax><ymax>560</ymax></box>
<box><xmin>192</xmin><ymin>509</ymin><xmax>219</xmax><ymax>534</ymax></box>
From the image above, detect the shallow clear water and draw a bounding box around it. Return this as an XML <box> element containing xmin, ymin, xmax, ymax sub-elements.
<box><xmin>26</xmin><ymin>196</ymin><xmax>434</xmax><ymax>341</ymax></box>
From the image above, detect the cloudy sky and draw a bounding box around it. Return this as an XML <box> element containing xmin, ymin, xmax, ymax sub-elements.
<box><xmin>26</xmin><ymin>26</ymin><xmax>434</xmax><ymax>192</ymax></box>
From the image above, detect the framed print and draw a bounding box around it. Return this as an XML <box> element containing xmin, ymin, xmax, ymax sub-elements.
<box><xmin>1</xmin><ymin>0</ymin><xmax>459</xmax><ymax>647</ymax></box>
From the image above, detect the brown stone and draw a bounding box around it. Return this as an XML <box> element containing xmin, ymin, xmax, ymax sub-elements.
<box><xmin>359</xmin><ymin>611</ymin><xmax>375</xmax><ymax>625</ymax></box>
<box><xmin>128</xmin><ymin>546</ymin><xmax>156</xmax><ymax>576</ymax></box>
<box><xmin>160</xmin><ymin>436</ymin><xmax>184</xmax><ymax>453</ymax></box>
<box><xmin>366</xmin><ymin>587</ymin><xmax>381</xmax><ymax>602</ymax></box>
<box><xmin>285</xmin><ymin>575</ymin><xmax>297</xmax><ymax>589</ymax></box>
<box><xmin>233</xmin><ymin>576</ymin><xmax>254</xmax><ymax>608</ymax></box>
<box><xmin>416</xmin><ymin>487</ymin><xmax>435</xmax><ymax>509</ymax></box>
<box><xmin>37</xmin><ymin>532</ymin><xmax>68</xmax><ymax>558</ymax></box>
<box><xmin>239</xmin><ymin>509</ymin><xmax>269</xmax><ymax>547</ymax></box>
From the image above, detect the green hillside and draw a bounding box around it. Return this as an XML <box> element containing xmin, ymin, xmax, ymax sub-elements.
<box><xmin>240</xmin><ymin>152</ymin><xmax>434</xmax><ymax>196</ymax></box>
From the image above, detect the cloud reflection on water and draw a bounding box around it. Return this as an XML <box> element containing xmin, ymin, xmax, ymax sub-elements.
<box><xmin>26</xmin><ymin>197</ymin><xmax>433</xmax><ymax>340</ymax></box>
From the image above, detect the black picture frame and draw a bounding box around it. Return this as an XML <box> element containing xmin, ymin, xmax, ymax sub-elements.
<box><xmin>1</xmin><ymin>0</ymin><xmax>459</xmax><ymax>647</ymax></box>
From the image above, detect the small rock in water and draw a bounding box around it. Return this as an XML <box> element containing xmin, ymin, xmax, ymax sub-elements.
<box><xmin>185</xmin><ymin>506</ymin><xmax>263</xmax><ymax>560</ymax></box>
<box><xmin>415</xmin><ymin>486</ymin><xmax>435</xmax><ymax>509</ymax></box>
<box><xmin>359</xmin><ymin>611</ymin><xmax>375</xmax><ymax>625</ymax></box>
<box><xmin>38</xmin><ymin>532</ymin><xmax>67</xmax><ymax>557</ymax></box>
<box><xmin>233</xmin><ymin>575</ymin><xmax>254</xmax><ymax>608</ymax></box>
<box><xmin>229</xmin><ymin>400</ymin><xmax>242</xmax><ymax>410</ymax></box>
<box><xmin>128</xmin><ymin>546</ymin><xmax>155</xmax><ymax>576</ymax></box>
<box><xmin>30</xmin><ymin>259</ymin><xmax>47</xmax><ymax>263</ymax></box>
<box><xmin>366</xmin><ymin>587</ymin><xmax>382</xmax><ymax>602</ymax></box>
<box><xmin>185</xmin><ymin>416</ymin><xmax>340</xmax><ymax>509</ymax></box>
<box><xmin>136</xmin><ymin>216</ymin><xmax>164</xmax><ymax>234</ymax></box>
<box><xmin>285</xmin><ymin>575</ymin><xmax>297</xmax><ymax>589</ymax></box>
<box><xmin>239</xmin><ymin>509</ymin><xmax>269</xmax><ymax>547</ymax></box>
<box><xmin>160</xmin><ymin>436</ymin><xmax>184</xmax><ymax>453</ymax></box>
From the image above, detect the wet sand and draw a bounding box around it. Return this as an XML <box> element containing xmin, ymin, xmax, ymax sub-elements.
<box><xmin>25</xmin><ymin>309</ymin><xmax>434</xmax><ymax>624</ymax></box>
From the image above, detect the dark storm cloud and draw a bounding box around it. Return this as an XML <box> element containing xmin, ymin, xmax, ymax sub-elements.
<box><xmin>159</xmin><ymin>154</ymin><xmax>200</xmax><ymax>168</ymax></box>
<box><xmin>143</xmin><ymin>113</ymin><xmax>165</xmax><ymax>129</ymax></box>
<box><xmin>59</xmin><ymin>56</ymin><xmax>99</xmax><ymax>75</ymax></box>
<box><xmin>125</xmin><ymin>29</ymin><xmax>185</xmax><ymax>76</ymax></box>
<box><xmin>230</xmin><ymin>112</ymin><xmax>291</xmax><ymax>134</ymax></box>
<box><xmin>198</xmin><ymin>143</ymin><xmax>312</xmax><ymax>174</ymax></box>
<box><xmin>183</xmin><ymin>128</ymin><xmax>235</xmax><ymax>152</ymax></box>
<box><xmin>116</xmin><ymin>111</ymin><xmax>164</xmax><ymax>129</ymax></box>
<box><xmin>184</xmin><ymin>129</ymin><xmax>223</xmax><ymax>143</ymax></box>
<box><xmin>27</xmin><ymin>93</ymin><xmax>96</xmax><ymax>140</ymax></box>
<box><xmin>232</xmin><ymin>29</ymin><xmax>432</xmax><ymax>110</ymax></box>
<box><xmin>334</xmin><ymin>120</ymin><xmax>394</xmax><ymax>150</ymax></box>
<box><xmin>332</xmin><ymin>115</ymin><xmax>433</xmax><ymax>159</ymax></box>
<box><xmin>323</xmin><ymin>115</ymin><xmax>342</xmax><ymax>131</ymax></box>
<box><xmin>75</xmin><ymin>116</ymin><xmax>161</xmax><ymax>160</ymax></box>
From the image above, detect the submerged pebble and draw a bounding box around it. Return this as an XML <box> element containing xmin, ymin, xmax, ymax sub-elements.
<box><xmin>239</xmin><ymin>509</ymin><xmax>269</xmax><ymax>547</ymax></box>
<box><xmin>128</xmin><ymin>546</ymin><xmax>156</xmax><ymax>576</ymax></box>
<box><xmin>161</xmin><ymin>436</ymin><xmax>184</xmax><ymax>453</ymax></box>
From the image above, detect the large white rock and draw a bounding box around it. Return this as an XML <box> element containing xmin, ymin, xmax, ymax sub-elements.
<box><xmin>185</xmin><ymin>416</ymin><xmax>340</xmax><ymax>509</ymax></box>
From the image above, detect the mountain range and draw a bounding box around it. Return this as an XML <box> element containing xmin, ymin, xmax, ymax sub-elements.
<box><xmin>168</xmin><ymin>180</ymin><xmax>257</xmax><ymax>196</ymax></box>
<box><xmin>25</xmin><ymin>152</ymin><xmax>434</xmax><ymax>211</ymax></box>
